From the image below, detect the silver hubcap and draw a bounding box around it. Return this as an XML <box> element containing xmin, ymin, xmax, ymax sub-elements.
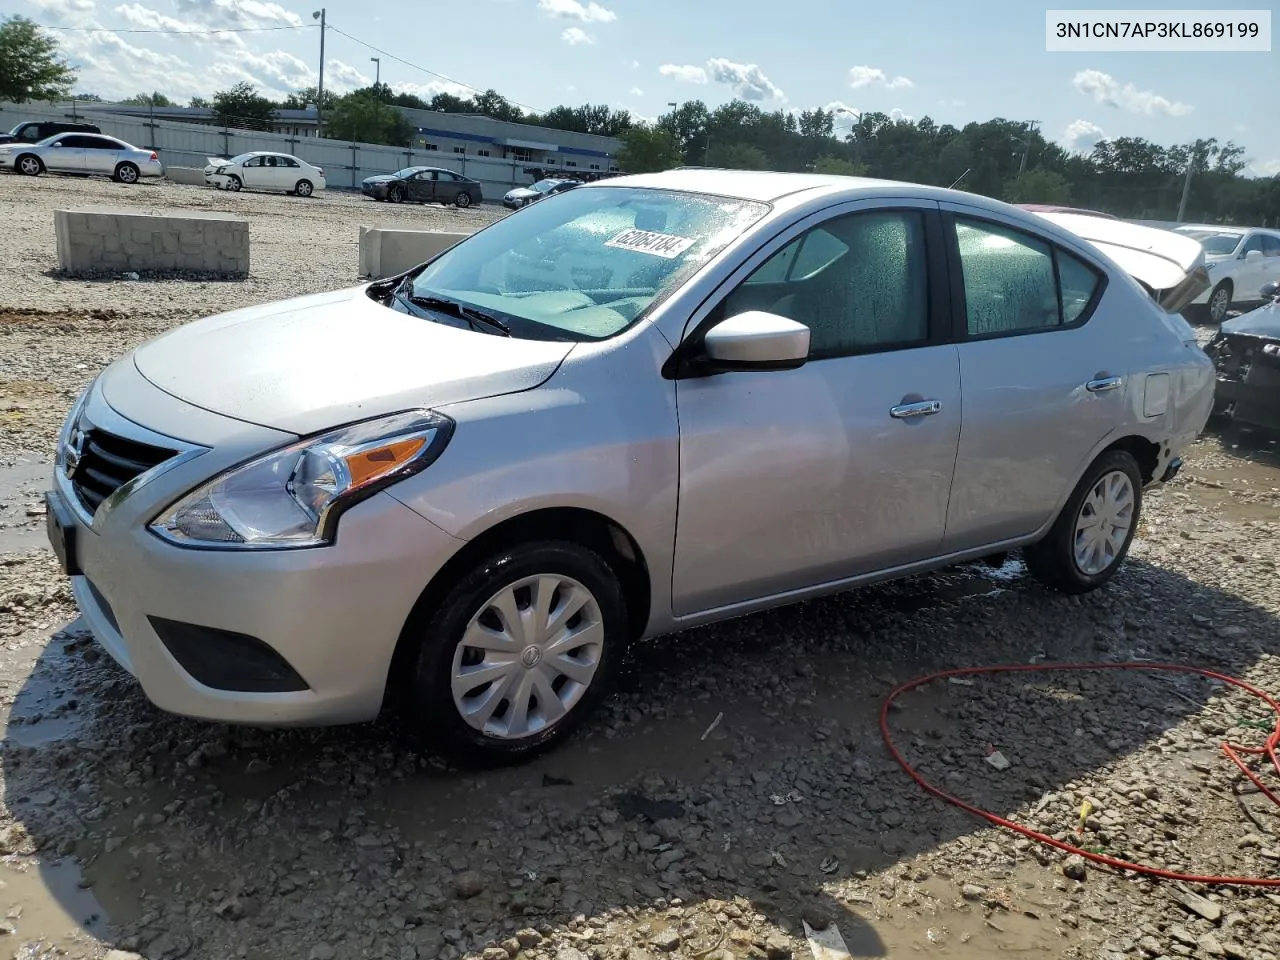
<box><xmin>20</xmin><ymin>158</ymin><xmax>38</xmax><ymax>174</ymax></box>
<box><xmin>298</xmin><ymin>182</ymin><xmax>311</xmax><ymax>195</ymax></box>
<box><xmin>120</xmin><ymin>167</ymin><xmax>136</xmax><ymax>182</ymax></box>
<box><xmin>1073</xmin><ymin>469</ymin><xmax>1135</xmax><ymax>576</ymax></box>
<box><xmin>1210</xmin><ymin>288</ymin><xmax>1229</xmax><ymax>320</ymax></box>
<box><xmin>451</xmin><ymin>574</ymin><xmax>604</xmax><ymax>740</ymax></box>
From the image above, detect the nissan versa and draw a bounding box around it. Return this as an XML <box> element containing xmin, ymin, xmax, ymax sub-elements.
<box><xmin>45</xmin><ymin>169</ymin><xmax>1216</xmax><ymax>763</ymax></box>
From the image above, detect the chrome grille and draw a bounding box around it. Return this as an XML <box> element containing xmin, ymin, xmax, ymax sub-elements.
<box><xmin>67</xmin><ymin>424</ymin><xmax>177</xmax><ymax>514</ymax></box>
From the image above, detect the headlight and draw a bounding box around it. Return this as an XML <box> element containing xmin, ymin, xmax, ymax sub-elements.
<box><xmin>149</xmin><ymin>409</ymin><xmax>453</xmax><ymax>550</ymax></box>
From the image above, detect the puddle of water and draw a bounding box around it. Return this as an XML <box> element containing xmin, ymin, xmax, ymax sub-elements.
<box><xmin>0</xmin><ymin>856</ymin><xmax>108</xmax><ymax>948</ymax></box>
<box><xmin>0</xmin><ymin>641</ymin><xmax>87</xmax><ymax>748</ymax></box>
<box><xmin>0</xmin><ymin>456</ymin><xmax>53</xmax><ymax>555</ymax></box>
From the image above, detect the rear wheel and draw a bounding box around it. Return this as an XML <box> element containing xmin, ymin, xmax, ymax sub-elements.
<box><xmin>16</xmin><ymin>155</ymin><xmax>42</xmax><ymax>176</ymax></box>
<box><xmin>404</xmin><ymin>540</ymin><xmax>627</xmax><ymax>765</ymax></box>
<box><xmin>294</xmin><ymin>179</ymin><xmax>313</xmax><ymax>197</ymax></box>
<box><xmin>1023</xmin><ymin>449</ymin><xmax>1142</xmax><ymax>594</ymax></box>
<box><xmin>454</xmin><ymin>191</ymin><xmax>473</xmax><ymax>209</ymax></box>
<box><xmin>113</xmin><ymin>162</ymin><xmax>139</xmax><ymax>184</ymax></box>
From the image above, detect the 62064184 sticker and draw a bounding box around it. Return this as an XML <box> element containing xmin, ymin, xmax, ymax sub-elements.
<box><xmin>604</xmin><ymin>228</ymin><xmax>696</xmax><ymax>259</ymax></box>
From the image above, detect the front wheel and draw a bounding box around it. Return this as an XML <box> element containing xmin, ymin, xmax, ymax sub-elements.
<box><xmin>16</xmin><ymin>155</ymin><xmax>42</xmax><ymax>176</ymax></box>
<box><xmin>1206</xmin><ymin>281</ymin><xmax>1232</xmax><ymax>324</ymax></box>
<box><xmin>113</xmin><ymin>162</ymin><xmax>139</xmax><ymax>184</ymax></box>
<box><xmin>226</xmin><ymin>175</ymin><xmax>242</xmax><ymax>192</ymax></box>
<box><xmin>454</xmin><ymin>191</ymin><xmax>473</xmax><ymax>209</ymax></box>
<box><xmin>388</xmin><ymin>185</ymin><xmax>405</xmax><ymax>203</ymax></box>
<box><xmin>1023</xmin><ymin>449</ymin><xmax>1143</xmax><ymax>594</ymax></box>
<box><xmin>405</xmin><ymin>541</ymin><xmax>627</xmax><ymax>765</ymax></box>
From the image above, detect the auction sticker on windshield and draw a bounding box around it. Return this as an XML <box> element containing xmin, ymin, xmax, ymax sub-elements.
<box><xmin>605</xmin><ymin>229</ymin><xmax>696</xmax><ymax>259</ymax></box>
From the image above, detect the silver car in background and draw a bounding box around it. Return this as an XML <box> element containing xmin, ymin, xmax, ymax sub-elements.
<box><xmin>0</xmin><ymin>132</ymin><xmax>164</xmax><ymax>183</ymax></box>
<box><xmin>44</xmin><ymin>169</ymin><xmax>1215</xmax><ymax>764</ymax></box>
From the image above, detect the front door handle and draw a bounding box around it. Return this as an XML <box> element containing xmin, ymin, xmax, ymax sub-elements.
<box><xmin>1086</xmin><ymin>376</ymin><xmax>1123</xmax><ymax>393</ymax></box>
<box><xmin>890</xmin><ymin>399</ymin><xmax>942</xmax><ymax>419</ymax></box>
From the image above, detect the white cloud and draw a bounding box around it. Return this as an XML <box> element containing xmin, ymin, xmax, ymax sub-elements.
<box><xmin>536</xmin><ymin>0</ymin><xmax>616</xmax><ymax>23</ymax></box>
<box><xmin>630</xmin><ymin>59</ymin><xmax>640</xmax><ymax>69</ymax></box>
<box><xmin>707</xmin><ymin>57</ymin><xmax>784</xmax><ymax>101</ymax></box>
<box><xmin>1063</xmin><ymin>118</ymin><xmax>1105</xmax><ymax>153</ymax></box>
<box><xmin>659</xmin><ymin>63</ymin><xmax>708</xmax><ymax>84</ymax></box>
<box><xmin>561</xmin><ymin>26</ymin><xmax>593</xmax><ymax>44</ymax></box>
<box><xmin>848</xmin><ymin>65</ymin><xmax>914</xmax><ymax>90</ymax></box>
<box><xmin>888</xmin><ymin>107</ymin><xmax>913</xmax><ymax>122</ymax></box>
<box><xmin>1250</xmin><ymin>158</ymin><xmax>1280</xmax><ymax>176</ymax></box>
<box><xmin>325</xmin><ymin>59</ymin><xmax>370</xmax><ymax>90</ymax></box>
<box><xmin>173</xmin><ymin>0</ymin><xmax>302</xmax><ymax>28</ymax></box>
<box><xmin>391</xmin><ymin>79</ymin><xmax>475</xmax><ymax>101</ymax></box>
<box><xmin>629</xmin><ymin>86</ymin><xmax>644</xmax><ymax>97</ymax></box>
<box><xmin>1071</xmin><ymin>69</ymin><xmax>1192</xmax><ymax>117</ymax></box>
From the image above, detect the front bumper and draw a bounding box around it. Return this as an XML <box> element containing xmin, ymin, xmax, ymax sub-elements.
<box><xmin>46</xmin><ymin>372</ymin><xmax>467</xmax><ymax>726</ymax></box>
<box><xmin>1206</xmin><ymin>332</ymin><xmax>1280</xmax><ymax>430</ymax></box>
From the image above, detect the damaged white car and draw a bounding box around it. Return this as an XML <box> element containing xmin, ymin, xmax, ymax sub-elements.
<box><xmin>45</xmin><ymin>169</ymin><xmax>1215</xmax><ymax>762</ymax></box>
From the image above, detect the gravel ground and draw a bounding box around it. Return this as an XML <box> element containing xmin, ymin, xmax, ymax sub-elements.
<box><xmin>2</xmin><ymin>173</ymin><xmax>1280</xmax><ymax>960</ymax></box>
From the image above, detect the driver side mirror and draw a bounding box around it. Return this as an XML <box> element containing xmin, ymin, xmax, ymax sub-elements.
<box><xmin>701</xmin><ymin>311</ymin><xmax>810</xmax><ymax>371</ymax></box>
<box><xmin>1244</xmin><ymin>249</ymin><xmax>1263</xmax><ymax>261</ymax></box>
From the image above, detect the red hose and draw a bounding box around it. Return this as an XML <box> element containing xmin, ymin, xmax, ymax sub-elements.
<box><xmin>880</xmin><ymin>662</ymin><xmax>1280</xmax><ymax>887</ymax></box>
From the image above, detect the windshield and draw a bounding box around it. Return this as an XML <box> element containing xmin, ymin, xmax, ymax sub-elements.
<box><xmin>1176</xmin><ymin>228</ymin><xmax>1243</xmax><ymax>256</ymax></box>
<box><xmin>409</xmin><ymin>186</ymin><xmax>770</xmax><ymax>341</ymax></box>
<box><xmin>530</xmin><ymin>179</ymin><xmax>560</xmax><ymax>192</ymax></box>
<box><xmin>394</xmin><ymin>167</ymin><xmax>424</xmax><ymax>178</ymax></box>
<box><xmin>227</xmin><ymin>153</ymin><xmax>256</xmax><ymax>165</ymax></box>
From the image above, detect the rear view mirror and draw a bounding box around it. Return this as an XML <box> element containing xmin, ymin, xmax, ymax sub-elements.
<box><xmin>702</xmin><ymin>311</ymin><xmax>810</xmax><ymax>371</ymax></box>
<box><xmin>1261</xmin><ymin>280</ymin><xmax>1280</xmax><ymax>301</ymax></box>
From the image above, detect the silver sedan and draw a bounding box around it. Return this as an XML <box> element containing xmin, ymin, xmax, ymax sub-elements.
<box><xmin>44</xmin><ymin>169</ymin><xmax>1215</xmax><ymax>763</ymax></box>
<box><xmin>0</xmin><ymin>132</ymin><xmax>164</xmax><ymax>183</ymax></box>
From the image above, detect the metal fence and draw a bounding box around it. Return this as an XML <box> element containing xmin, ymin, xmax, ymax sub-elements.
<box><xmin>0</xmin><ymin>101</ymin><xmax>543</xmax><ymax>200</ymax></box>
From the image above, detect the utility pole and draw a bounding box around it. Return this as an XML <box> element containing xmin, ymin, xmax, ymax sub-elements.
<box><xmin>1018</xmin><ymin>120</ymin><xmax>1039</xmax><ymax>177</ymax></box>
<box><xmin>371</xmin><ymin>57</ymin><xmax>380</xmax><ymax>94</ymax></box>
<box><xmin>1177</xmin><ymin>157</ymin><xmax>1194</xmax><ymax>223</ymax></box>
<box><xmin>313</xmin><ymin>8</ymin><xmax>326</xmax><ymax>137</ymax></box>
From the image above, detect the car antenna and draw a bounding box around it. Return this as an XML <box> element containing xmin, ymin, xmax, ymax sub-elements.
<box><xmin>948</xmin><ymin>168</ymin><xmax>972</xmax><ymax>190</ymax></box>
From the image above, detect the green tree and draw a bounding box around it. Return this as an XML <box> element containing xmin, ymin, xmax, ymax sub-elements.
<box><xmin>1002</xmin><ymin>168</ymin><xmax>1073</xmax><ymax>204</ymax></box>
<box><xmin>121</xmin><ymin>91</ymin><xmax>173</xmax><ymax>107</ymax></box>
<box><xmin>212</xmin><ymin>81</ymin><xmax>277</xmax><ymax>131</ymax></box>
<box><xmin>0</xmin><ymin>15</ymin><xmax>77</xmax><ymax>103</ymax></box>
<box><xmin>280</xmin><ymin>86</ymin><xmax>337</xmax><ymax>111</ymax></box>
<box><xmin>615</xmin><ymin>125</ymin><xmax>681</xmax><ymax>173</ymax></box>
<box><xmin>706</xmin><ymin>140</ymin><xmax>770</xmax><ymax>170</ymax></box>
<box><xmin>326</xmin><ymin>91</ymin><xmax>413</xmax><ymax>146</ymax></box>
<box><xmin>812</xmin><ymin>154</ymin><xmax>868</xmax><ymax>176</ymax></box>
<box><xmin>189</xmin><ymin>96</ymin><xmax>210</xmax><ymax>108</ymax></box>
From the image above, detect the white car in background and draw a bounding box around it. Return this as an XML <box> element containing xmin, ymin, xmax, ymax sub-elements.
<box><xmin>1172</xmin><ymin>224</ymin><xmax>1280</xmax><ymax>323</ymax></box>
<box><xmin>0</xmin><ymin>132</ymin><xmax>163</xmax><ymax>183</ymax></box>
<box><xmin>205</xmin><ymin>151</ymin><xmax>326</xmax><ymax>197</ymax></box>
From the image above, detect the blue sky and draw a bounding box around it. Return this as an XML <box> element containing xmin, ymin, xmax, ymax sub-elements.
<box><xmin>13</xmin><ymin>0</ymin><xmax>1279</xmax><ymax>175</ymax></box>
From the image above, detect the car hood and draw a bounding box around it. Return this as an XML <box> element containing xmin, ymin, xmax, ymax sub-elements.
<box><xmin>1221</xmin><ymin>300</ymin><xmax>1280</xmax><ymax>339</ymax></box>
<box><xmin>363</xmin><ymin>175</ymin><xmax>396</xmax><ymax>185</ymax></box>
<box><xmin>131</xmin><ymin>285</ymin><xmax>575</xmax><ymax>436</ymax></box>
<box><xmin>1030</xmin><ymin>212</ymin><xmax>1210</xmax><ymax>312</ymax></box>
<box><xmin>507</xmin><ymin>187</ymin><xmax>539</xmax><ymax>198</ymax></box>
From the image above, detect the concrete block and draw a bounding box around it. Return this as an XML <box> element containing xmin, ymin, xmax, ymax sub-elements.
<box><xmin>54</xmin><ymin>207</ymin><xmax>250</xmax><ymax>277</ymax></box>
<box><xmin>358</xmin><ymin>225</ymin><xmax>474</xmax><ymax>279</ymax></box>
<box><xmin>166</xmin><ymin>166</ymin><xmax>208</xmax><ymax>186</ymax></box>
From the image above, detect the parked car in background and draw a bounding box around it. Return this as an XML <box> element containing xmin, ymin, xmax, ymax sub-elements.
<box><xmin>43</xmin><ymin>170</ymin><xmax>1213</xmax><ymax>763</ymax></box>
<box><xmin>1172</xmin><ymin>224</ymin><xmax>1280</xmax><ymax>323</ymax></box>
<box><xmin>204</xmin><ymin>151</ymin><xmax>325</xmax><ymax>197</ymax></box>
<box><xmin>503</xmin><ymin>177</ymin><xmax>581</xmax><ymax>210</ymax></box>
<box><xmin>0</xmin><ymin>133</ymin><xmax>162</xmax><ymax>183</ymax></box>
<box><xmin>361</xmin><ymin>166</ymin><xmax>483</xmax><ymax>208</ymax></box>
<box><xmin>1204</xmin><ymin>279</ymin><xmax>1280</xmax><ymax>431</ymax></box>
<box><xmin>7</xmin><ymin>120</ymin><xmax>101</xmax><ymax>144</ymax></box>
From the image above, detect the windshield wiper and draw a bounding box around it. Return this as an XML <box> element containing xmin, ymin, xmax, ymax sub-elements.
<box><xmin>396</xmin><ymin>282</ymin><xmax>511</xmax><ymax>336</ymax></box>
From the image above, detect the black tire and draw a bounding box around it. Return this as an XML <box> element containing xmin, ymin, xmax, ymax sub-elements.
<box><xmin>294</xmin><ymin>179</ymin><xmax>313</xmax><ymax>197</ymax></box>
<box><xmin>454</xmin><ymin>191</ymin><xmax>473</xmax><ymax>208</ymax></box>
<box><xmin>226</xmin><ymin>175</ymin><xmax>242</xmax><ymax>192</ymax></box>
<box><xmin>405</xmin><ymin>540</ymin><xmax>628</xmax><ymax>765</ymax></box>
<box><xmin>389</xmin><ymin>185</ymin><xmax>405</xmax><ymax>203</ymax></box>
<box><xmin>1206</xmin><ymin>280</ymin><xmax>1232</xmax><ymax>324</ymax></box>
<box><xmin>1023</xmin><ymin>449</ymin><xmax>1143</xmax><ymax>595</ymax></box>
<box><xmin>113</xmin><ymin>162</ymin><xmax>139</xmax><ymax>184</ymax></box>
<box><xmin>16</xmin><ymin>154</ymin><xmax>42</xmax><ymax>176</ymax></box>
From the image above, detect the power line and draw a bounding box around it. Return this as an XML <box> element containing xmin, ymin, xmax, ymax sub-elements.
<box><xmin>37</xmin><ymin>23</ymin><xmax>312</xmax><ymax>35</ymax></box>
<box><xmin>324</xmin><ymin>23</ymin><xmax>545</xmax><ymax>114</ymax></box>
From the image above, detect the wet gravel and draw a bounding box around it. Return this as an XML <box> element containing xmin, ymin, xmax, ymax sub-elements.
<box><xmin>2</xmin><ymin>174</ymin><xmax>1280</xmax><ymax>960</ymax></box>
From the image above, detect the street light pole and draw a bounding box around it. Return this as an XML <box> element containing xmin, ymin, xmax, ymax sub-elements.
<box><xmin>371</xmin><ymin>57</ymin><xmax>380</xmax><ymax>93</ymax></box>
<box><xmin>312</xmin><ymin>8</ymin><xmax>326</xmax><ymax>137</ymax></box>
<box><xmin>1018</xmin><ymin>120</ymin><xmax>1039</xmax><ymax>177</ymax></box>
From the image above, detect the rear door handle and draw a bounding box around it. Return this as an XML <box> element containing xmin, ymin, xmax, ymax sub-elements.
<box><xmin>1086</xmin><ymin>376</ymin><xmax>1123</xmax><ymax>393</ymax></box>
<box><xmin>890</xmin><ymin>400</ymin><xmax>942</xmax><ymax>419</ymax></box>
